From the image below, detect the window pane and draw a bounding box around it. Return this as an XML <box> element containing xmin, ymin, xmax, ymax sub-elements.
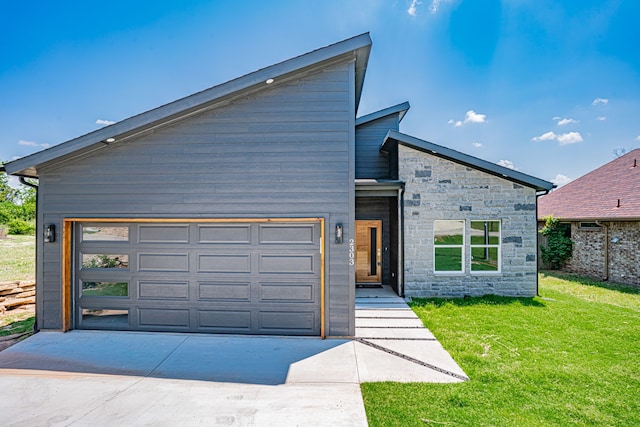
<box><xmin>434</xmin><ymin>220</ymin><xmax>464</xmax><ymax>245</ymax></box>
<box><xmin>470</xmin><ymin>221</ymin><xmax>500</xmax><ymax>245</ymax></box>
<box><xmin>435</xmin><ymin>247</ymin><xmax>463</xmax><ymax>271</ymax></box>
<box><xmin>471</xmin><ymin>247</ymin><xmax>499</xmax><ymax>271</ymax></box>
<box><xmin>82</xmin><ymin>254</ymin><xmax>129</xmax><ymax>269</ymax></box>
<box><xmin>82</xmin><ymin>226</ymin><xmax>129</xmax><ymax>241</ymax></box>
<box><xmin>81</xmin><ymin>308</ymin><xmax>129</xmax><ymax>326</ymax></box>
<box><xmin>82</xmin><ymin>282</ymin><xmax>128</xmax><ymax>297</ymax></box>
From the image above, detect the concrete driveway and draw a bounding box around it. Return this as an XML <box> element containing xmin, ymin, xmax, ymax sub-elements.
<box><xmin>0</xmin><ymin>331</ymin><xmax>367</xmax><ymax>426</ymax></box>
<box><xmin>0</xmin><ymin>287</ymin><xmax>467</xmax><ymax>426</ymax></box>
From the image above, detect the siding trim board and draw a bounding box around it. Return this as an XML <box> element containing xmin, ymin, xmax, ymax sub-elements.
<box><xmin>63</xmin><ymin>217</ymin><xmax>326</xmax><ymax>337</ymax></box>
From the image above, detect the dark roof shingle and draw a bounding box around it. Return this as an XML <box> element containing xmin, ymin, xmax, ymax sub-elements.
<box><xmin>538</xmin><ymin>148</ymin><xmax>640</xmax><ymax>220</ymax></box>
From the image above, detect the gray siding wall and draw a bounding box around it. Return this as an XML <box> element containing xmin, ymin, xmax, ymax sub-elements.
<box><xmin>36</xmin><ymin>60</ymin><xmax>356</xmax><ymax>335</ymax></box>
<box><xmin>355</xmin><ymin>115</ymin><xmax>398</xmax><ymax>179</ymax></box>
<box><xmin>399</xmin><ymin>145</ymin><xmax>539</xmax><ymax>297</ymax></box>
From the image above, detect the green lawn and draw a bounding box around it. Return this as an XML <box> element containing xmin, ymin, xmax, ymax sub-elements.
<box><xmin>361</xmin><ymin>272</ymin><xmax>640</xmax><ymax>426</ymax></box>
<box><xmin>0</xmin><ymin>235</ymin><xmax>36</xmax><ymax>337</ymax></box>
<box><xmin>0</xmin><ymin>235</ymin><xmax>35</xmax><ymax>282</ymax></box>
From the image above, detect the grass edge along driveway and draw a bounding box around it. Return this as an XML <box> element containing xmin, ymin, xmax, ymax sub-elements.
<box><xmin>361</xmin><ymin>272</ymin><xmax>640</xmax><ymax>426</ymax></box>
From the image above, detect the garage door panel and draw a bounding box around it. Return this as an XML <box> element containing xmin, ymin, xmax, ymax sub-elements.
<box><xmin>198</xmin><ymin>309</ymin><xmax>252</xmax><ymax>331</ymax></box>
<box><xmin>138</xmin><ymin>280</ymin><xmax>189</xmax><ymax>300</ymax></box>
<box><xmin>139</xmin><ymin>308</ymin><xmax>190</xmax><ymax>328</ymax></box>
<box><xmin>259</xmin><ymin>282</ymin><xmax>315</xmax><ymax>302</ymax></box>
<box><xmin>198</xmin><ymin>282</ymin><xmax>251</xmax><ymax>301</ymax></box>
<box><xmin>138</xmin><ymin>225</ymin><xmax>190</xmax><ymax>243</ymax></box>
<box><xmin>198</xmin><ymin>225</ymin><xmax>252</xmax><ymax>244</ymax></box>
<box><xmin>198</xmin><ymin>254</ymin><xmax>251</xmax><ymax>273</ymax></box>
<box><xmin>259</xmin><ymin>224</ymin><xmax>316</xmax><ymax>244</ymax></box>
<box><xmin>258</xmin><ymin>311</ymin><xmax>316</xmax><ymax>333</ymax></box>
<box><xmin>259</xmin><ymin>254</ymin><xmax>316</xmax><ymax>274</ymax></box>
<box><xmin>138</xmin><ymin>253</ymin><xmax>189</xmax><ymax>272</ymax></box>
<box><xmin>75</xmin><ymin>221</ymin><xmax>321</xmax><ymax>335</ymax></box>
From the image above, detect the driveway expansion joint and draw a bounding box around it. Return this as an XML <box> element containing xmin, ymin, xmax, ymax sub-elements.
<box><xmin>355</xmin><ymin>338</ymin><xmax>469</xmax><ymax>382</ymax></box>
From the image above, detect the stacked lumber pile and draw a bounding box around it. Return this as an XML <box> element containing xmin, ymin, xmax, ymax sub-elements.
<box><xmin>0</xmin><ymin>281</ymin><xmax>36</xmax><ymax>313</ymax></box>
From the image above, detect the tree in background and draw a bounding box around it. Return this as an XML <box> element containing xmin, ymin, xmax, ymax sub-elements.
<box><xmin>0</xmin><ymin>166</ymin><xmax>36</xmax><ymax>235</ymax></box>
<box><xmin>539</xmin><ymin>215</ymin><xmax>573</xmax><ymax>269</ymax></box>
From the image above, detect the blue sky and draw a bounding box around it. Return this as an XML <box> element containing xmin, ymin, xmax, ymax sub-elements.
<box><xmin>2</xmin><ymin>0</ymin><xmax>639</xmax><ymax>186</ymax></box>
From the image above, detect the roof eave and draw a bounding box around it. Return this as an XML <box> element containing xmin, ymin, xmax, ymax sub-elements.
<box><xmin>382</xmin><ymin>130</ymin><xmax>555</xmax><ymax>192</ymax></box>
<box><xmin>355</xmin><ymin>101</ymin><xmax>411</xmax><ymax>127</ymax></box>
<box><xmin>5</xmin><ymin>33</ymin><xmax>373</xmax><ymax>177</ymax></box>
<box><xmin>537</xmin><ymin>215</ymin><xmax>640</xmax><ymax>222</ymax></box>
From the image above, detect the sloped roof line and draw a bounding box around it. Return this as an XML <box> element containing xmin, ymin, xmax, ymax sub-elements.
<box><xmin>5</xmin><ymin>33</ymin><xmax>373</xmax><ymax>177</ymax></box>
<box><xmin>382</xmin><ymin>130</ymin><xmax>555</xmax><ymax>191</ymax></box>
<box><xmin>538</xmin><ymin>147</ymin><xmax>640</xmax><ymax>220</ymax></box>
<box><xmin>355</xmin><ymin>101</ymin><xmax>410</xmax><ymax>126</ymax></box>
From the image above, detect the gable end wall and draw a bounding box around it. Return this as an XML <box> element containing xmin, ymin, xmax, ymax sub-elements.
<box><xmin>399</xmin><ymin>145</ymin><xmax>539</xmax><ymax>297</ymax></box>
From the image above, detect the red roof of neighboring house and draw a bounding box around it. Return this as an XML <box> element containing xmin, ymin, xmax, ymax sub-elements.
<box><xmin>538</xmin><ymin>148</ymin><xmax>640</xmax><ymax>221</ymax></box>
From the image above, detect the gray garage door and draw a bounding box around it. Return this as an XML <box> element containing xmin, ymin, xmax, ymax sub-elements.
<box><xmin>74</xmin><ymin>221</ymin><xmax>321</xmax><ymax>335</ymax></box>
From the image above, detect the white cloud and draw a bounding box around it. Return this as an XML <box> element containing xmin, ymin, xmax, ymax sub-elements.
<box><xmin>472</xmin><ymin>142</ymin><xmax>483</xmax><ymax>148</ymax></box>
<box><xmin>636</xmin><ymin>135</ymin><xmax>640</xmax><ymax>142</ymax></box>
<box><xmin>597</xmin><ymin>116</ymin><xmax>606</xmax><ymax>121</ymax></box>
<box><xmin>552</xmin><ymin>174</ymin><xmax>572</xmax><ymax>187</ymax></box>
<box><xmin>498</xmin><ymin>159</ymin><xmax>515</xmax><ymax>170</ymax></box>
<box><xmin>407</xmin><ymin>0</ymin><xmax>421</xmax><ymax>16</ymax></box>
<box><xmin>464</xmin><ymin>110</ymin><xmax>486</xmax><ymax>124</ymax></box>
<box><xmin>592</xmin><ymin>97</ymin><xmax>608</xmax><ymax>106</ymax></box>
<box><xmin>552</xmin><ymin>116</ymin><xmax>561</xmax><ymax>121</ymax></box>
<box><xmin>449</xmin><ymin>109</ymin><xmax>487</xmax><ymax>126</ymax></box>
<box><xmin>428</xmin><ymin>0</ymin><xmax>452</xmax><ymax>14</ymax></box>
<box><xmin>557</xmin><ymin>118</ymin><xmax>578</xmax><ymax>126</ymax></box>
<box><xmin>96</xmin><ymin>119</ymin><xmax>116</xmax><ymax>126</ymax></box>
<box><xmin>531</xmin><ymin>131</ymin><xmax>583</xmax><ymax>145</ymax></box>
<box><xmin>557</xmin><ymin>132</ymin><xmax>583</xmax><ymax>145</ymax></box>
<box><xmin>18</xmin><ymin>139</ymin><xmax>50</xmax><ymax>149</ymax></box>
<box><xmin>531</xmin><ymin>131</ymin><xmax>557</xmax><ymax>142</ymax></box>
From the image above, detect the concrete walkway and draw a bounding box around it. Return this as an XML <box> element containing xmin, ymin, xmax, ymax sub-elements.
<box><xmin>0</xmin><ymin>287</ymin><xmax>466</xmax><ymax>426</ymax></box>
<box><xmin>354</xmin><ymin>285</ymin><xmax>468</xmax><ymax>382</ymax></box>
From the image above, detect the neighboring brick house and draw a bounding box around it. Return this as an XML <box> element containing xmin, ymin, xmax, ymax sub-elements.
<box><xmin>538</xmin><ymin>148</ymin><xmax>640</xmax><ymax>286</ymax></box>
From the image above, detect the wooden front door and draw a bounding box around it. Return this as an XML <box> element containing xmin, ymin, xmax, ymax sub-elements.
<box><xmin>355</xmin><ymin>220</ymin><xmax>382</xmax><ymax>283</ymax></box>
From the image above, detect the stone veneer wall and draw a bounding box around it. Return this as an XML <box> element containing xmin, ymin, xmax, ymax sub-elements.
<box><xmin>399</xmin><ymin>145</ymin><xmax>539</xmax><ymax>297</ymax></box>
<box><xmin>565</xmin><ymin>221</ymin><xmax>639</xmax><ymax>286</ymax></box>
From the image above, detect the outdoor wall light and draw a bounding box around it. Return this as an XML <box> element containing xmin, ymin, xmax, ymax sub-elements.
<box><xmin>105</xmin><ymin>137</ymin><xmax>116</xmax><ymax>143</ymax></box>
<box><xmin>44</xmin><ymin>224</ymin><xmax>56</xmax><ymax>243</ymax></box>
<box><xmin>335</xmin><ymin>224</ymin><xmax>343</xmax><ymax>244</ymax></box>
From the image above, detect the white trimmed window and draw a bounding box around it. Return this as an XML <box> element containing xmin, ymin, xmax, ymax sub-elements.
<box><xmin>470</xmin><ymin>220</ymin><xmax>501</xmax><ymax>273</ymax></box>
<box><xmin>434</xmin><ymin>220</ymin><xmax>465</xmax><ymax>273</ymax></box>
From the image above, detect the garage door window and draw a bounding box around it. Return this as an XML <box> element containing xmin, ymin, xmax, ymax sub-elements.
<box><xmin>82</xmin><ymin>308</ymin><xmax>129</xmax><ymax>326</ymax></box>
<box><xmin>82</xmin><ymin>254</ymin><xmax>129</xmax><ymax>269</ymax></box>
<box><xmin>82</xmin><ymin>281</ymin><xmax>128</xmax><ymax>297</ymax></box>
<box><xmin>82</xmin><ymin>225</ymin><xmax>129</xmax><ymax>241</ymax></box>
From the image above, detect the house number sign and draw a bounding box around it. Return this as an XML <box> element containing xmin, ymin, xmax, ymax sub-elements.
<box><xmin>348</xmin><ymin>238</ymin><xmax>355</xmax><ymax>265</ymax></box>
